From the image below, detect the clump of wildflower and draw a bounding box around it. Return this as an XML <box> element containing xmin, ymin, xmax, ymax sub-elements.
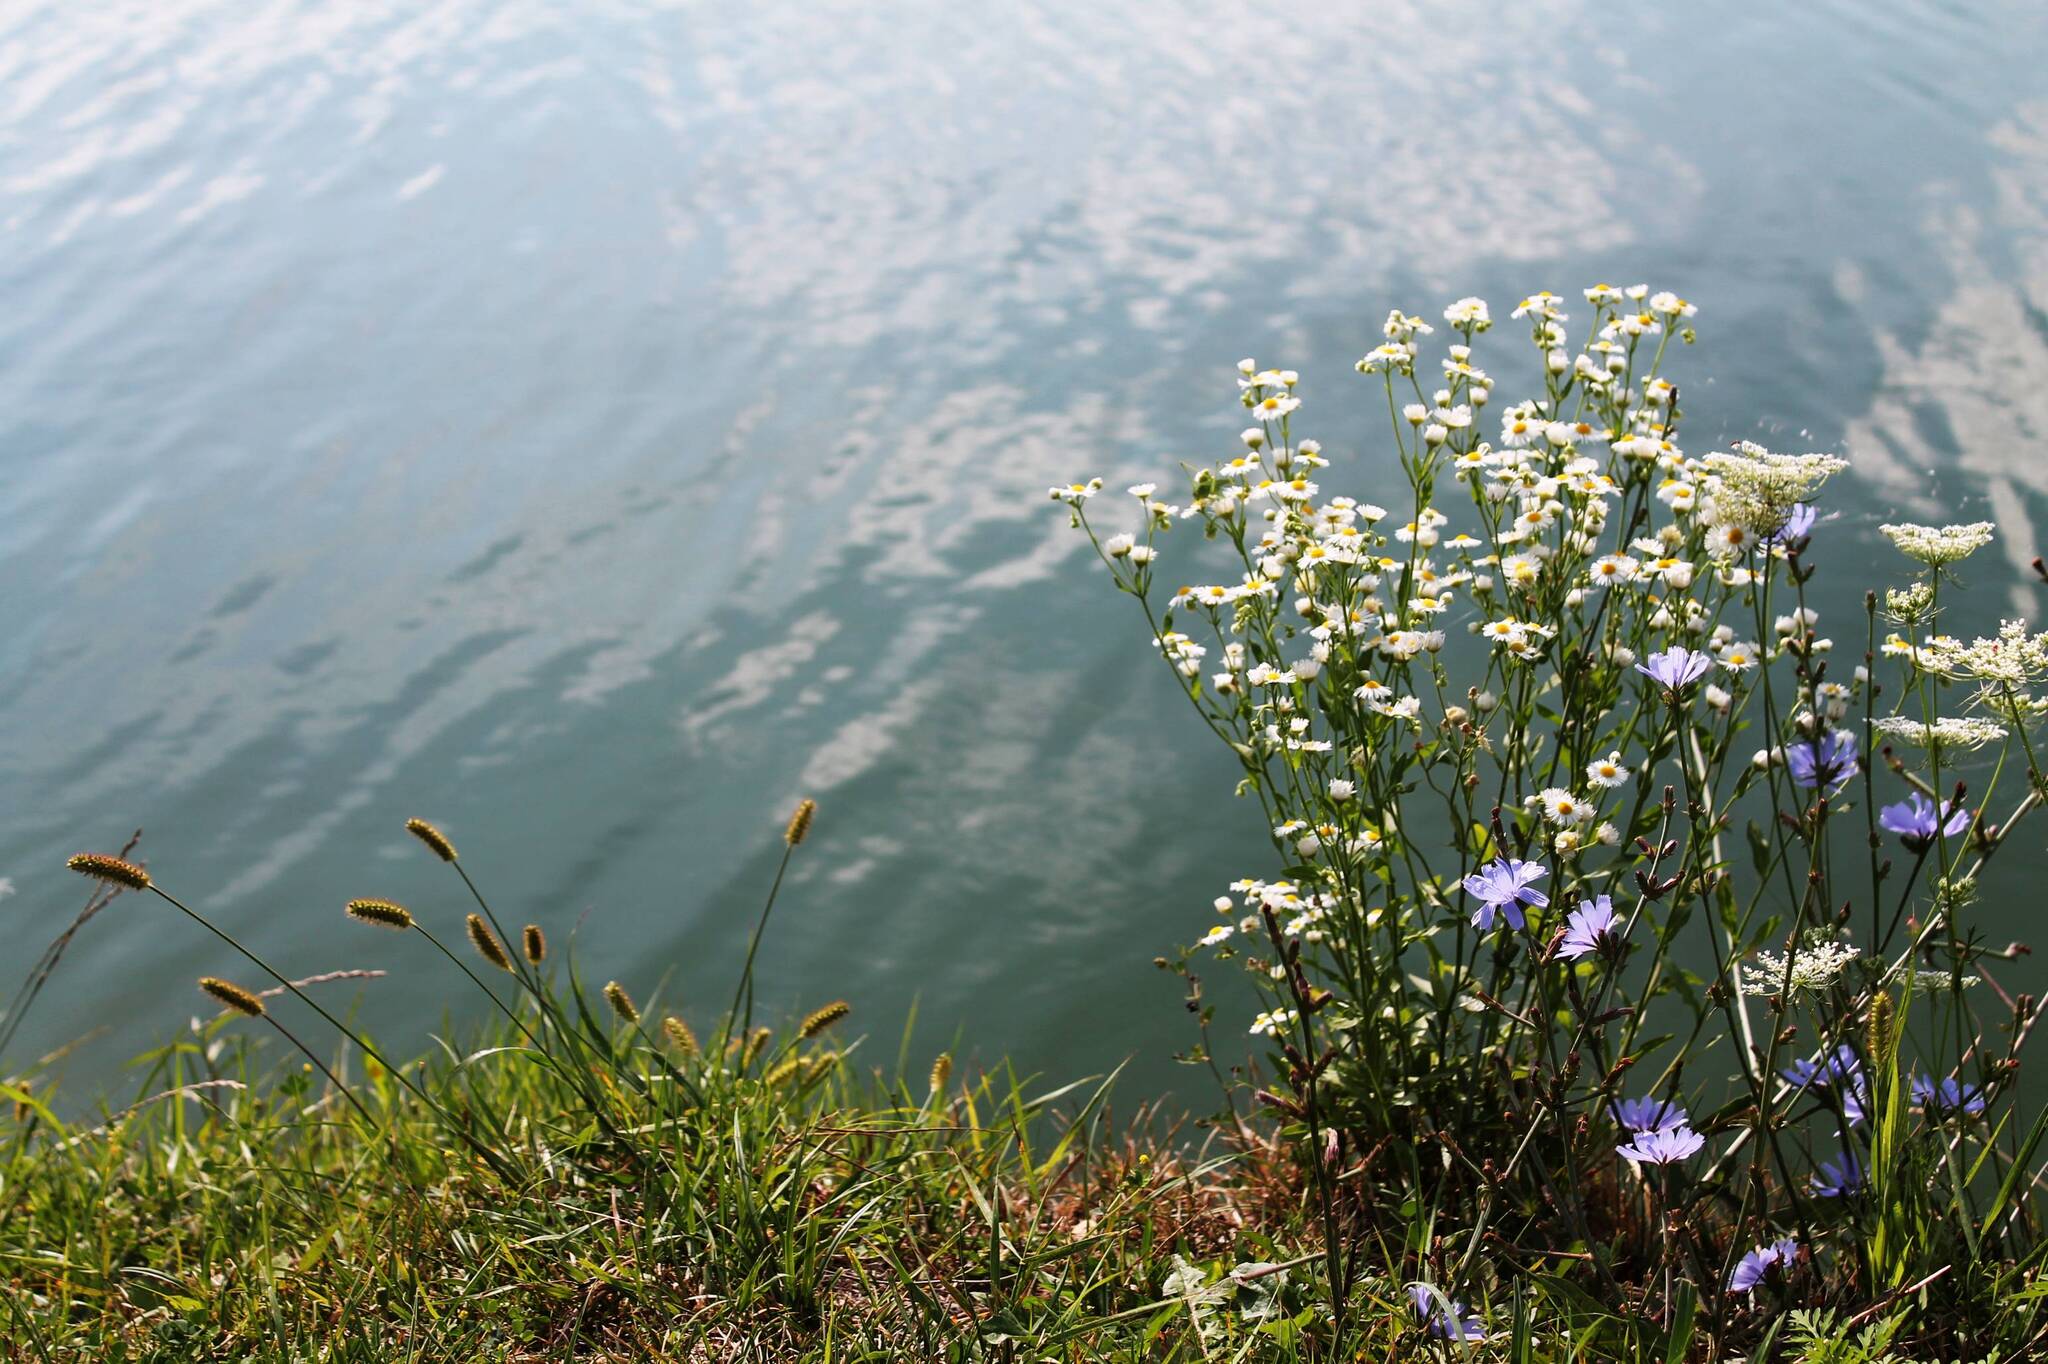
<box><xmin>1741</xmin><ymin>940</ymin><xmax>1861</xmax><ymax>997</ymax></box>
<box><xmin>1728</xmin><ymin>1239</ymin><xmax>1797</xmax><ymax>1293</ymax></box>
<box><xmin>1880</xmin><ymin>520</ymin><xmax>1995</xmax><ymax>566</ymax></box>
<box><xmin>1460</xmin><ymin>858</ymin><xmax>1548</xmax><ymax>931</ymax></box>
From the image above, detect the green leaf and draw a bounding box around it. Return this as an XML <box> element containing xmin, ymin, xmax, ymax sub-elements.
<box><xmin>1662</xmin><ymin>1279</ymin><xmax>1696</xmax><ymax>1364</ymax></box>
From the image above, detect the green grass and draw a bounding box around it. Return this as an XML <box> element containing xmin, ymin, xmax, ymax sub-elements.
<box><xmin>0</xmin><ymin>995</ymin><xmax>1281</xmax><ymax>1359</ymax></box>
<box><xmin>3</xmin><ymin>822</ymin><xmax>2038</xmax><ymax>1361</ymax></box>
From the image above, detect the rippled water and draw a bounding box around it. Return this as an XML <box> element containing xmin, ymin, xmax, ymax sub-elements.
<box><xmin>4</xmin><ymin>0</ymin><xmax>2047</xmax><ymax>1100</ymax></box>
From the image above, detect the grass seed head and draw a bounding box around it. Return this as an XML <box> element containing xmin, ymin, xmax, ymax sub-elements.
<box><xmin>346</xmin><ymin>898</ymin><xmax>414</xmax><ymax>930</ymax></box>
<box><xmin>663</xmin><ymin>1015</ymin><xmax>698</xmax><ymax>1058</ymax></box>
<box><xmin>199</xmin><ymin>977</ymin><xmax>266</xmax><ymax>1017</ymax></box>
<box><xmin>784</xmin><ymin>797</ymin><xmax>816</xmax><ymax>847</ymax></box>
<box><xmin>603</xmin><ymin>980</ymin><xmax>639</xmax><ymax>1024</ymax></box>
<box><xmin>465</xmin><ymin>914</ymin><xmax>513</xmax><ymax>972</ymax></box>
<box><xmin>522</xmin><ymin>923</ymin><xmax>546</xmax><ymax>965</ymax></box>
<box><xmin>799</xmin><ymin>1000</ymin><xmax>850</xmax><ymax>1039</ymax></box>
<box><xmin>66</xmin><ymin>852</ymin><xmax>150</xmax><ymax>891</ymax></box>
<box><xmin>404</xmin><ymin>818</ymin><xmax>457</xmax><ymax>862</ymax></box>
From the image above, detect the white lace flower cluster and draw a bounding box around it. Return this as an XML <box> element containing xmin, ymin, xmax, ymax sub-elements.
<box><xmin>1880</xmin><ymin>520</ymin><xmax>1996</xmax><ymax>566</ymax></box>
<box><xmin>1740</xmin><ymin>941</ymin><xmax>1862</xmax><ymax>997</ymax></box>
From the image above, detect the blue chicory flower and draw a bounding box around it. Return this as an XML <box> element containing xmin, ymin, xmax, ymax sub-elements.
<box><xmin>1910</xmin><ymin>1073</ymin><xmax>1988</xmax><ymax>1118</ymax></box>
<box><xmin>1728</xmin><ymin>1238</ymin><xmax>1797</xmax><ymax>1293</ymax></box>
<box><xmin>1408</xmin><ymin>1284</ymin><xmax>1486</xmax><ymax>1341</ymax></box>
<box><xmin>1787</xmin><ymin>729</ymin><xmax>1858</xmax><ymax>794</ymax></box>
<box><xmin>1557</xmin><ymin>894</ymin><xmax>1624</xmax><ymax>960</ymax></box>
<box><xmin>1616</xmin><ymin>1123</ymin><xmax>1706</xmax><ymax>1165</ymax></box>
<box><xmin>1781</xmin><ymin>1044</ymin><xmax>1868</xmax><ymax>1128</ymax></box>
<box><xmin>1809</xmin><ymin>1152</ymin><xmax>1865</xmax><ymax>1199</ymax></box>
<box><xmin>1612</xmin><ymin>1095</ymin><xmax>1688</xmax><ymax>1133</ymax></box>
<box><xmin>1635</xmin><ymin>646</ymin><xmax>1714</xmax><ymax>691</ymax></box>
<box><xmin>1765</xmin><ymin>502</ymin><xmax>1817</xmax><ymax>549</ymax></box>
<box><xmin>1878</xmin><ymin>791</ymin><xmax>1971</xmax><ymax>853</ymax></box>
<box><xmin>1780</xmin><ymin>1044</ymin><xmax>1861</xmax><ymax>1090</ymax></box>
<box><xmin>1461</xmin><ymin>857</ymin><xmax>1548</xmax><ymax>931</ymax></box>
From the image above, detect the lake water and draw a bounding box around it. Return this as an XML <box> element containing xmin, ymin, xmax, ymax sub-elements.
<box><xmin>5</xmin><ymin>0</ymin><xmax>2047</xmax><ymax>1104</ymax></box>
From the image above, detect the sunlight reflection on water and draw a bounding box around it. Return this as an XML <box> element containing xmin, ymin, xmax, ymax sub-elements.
<box><xmin>2</xmin><ymin>0</ymin><xmax>2046</xmax><ymax>1100</ymax></box>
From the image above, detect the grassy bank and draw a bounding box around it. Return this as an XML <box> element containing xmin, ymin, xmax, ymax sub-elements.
<box><xmin>3</xmin><ymin>987</ymin><xmax>1293</xmax><ymax>1359</ymax></box>
<box><xmin>5</xmin><ymin>805</ymin><xmax>2040</xmax><ymax>1360</ymax></box>
<box><xmin>4</xmin><ymin>817</ymin><xmax>1345</xmax><ymax>1362</ymax></box>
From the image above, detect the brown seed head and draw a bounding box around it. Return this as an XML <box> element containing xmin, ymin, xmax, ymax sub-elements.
<box><xmin>603</xmin><ymin>980</ymin><xmax>639</xmax><ymax>1024</ymax></box>
<box><xmin>662</xmin><ymin>1015</ymin><xmax>698</xmax><ymax>1058</ymax></box>
<box><xmin>799</xmin><ymin>1000</ymin><xmax>850</xmax><ymax>1039</ymax></box>
<box><xmin>346</xmin><ymin>898</ymin><xmax>415</xmax><ymax>930</ymax></box>
<box><xmin>784</xmin><ymin>798</ymin><xmax>817</xmax><ymax>847</ymax></box>
<box><xmin>466</xmin><ymin>914</ymin><xmax>513</xmax><ymax>972</ymax></box>
<box><xmin>522</xmin><ymin>924</ymin><xmax>546</xmax><ymax>966</ymax></box>
<box><xmin>929</xmin><ymin>1052</ymin><xmax>953</xmax><ymax>1097</ymax></box>
<box><xmin>67</xmin><ymin>852</ymin><xmax>150</xmax><ymax>891</ymax></box>
<box><xmin>404</xmin><ymin>818</ymin><xmax>457</xmax><ymax>862</ymax></box>
<box><xmin>199</xmin><ymin>977</ymin><xmax>266</xmax><ymax>1017</ymax></box>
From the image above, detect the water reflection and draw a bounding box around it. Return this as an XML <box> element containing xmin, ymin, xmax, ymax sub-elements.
<box><xmin>2</xmin><ymin>0</ymin><xmax>2046</xmax><ymax>1101</ymax></box>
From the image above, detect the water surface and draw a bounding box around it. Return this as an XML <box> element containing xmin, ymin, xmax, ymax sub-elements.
<box><xmin>4</xmin><ymin>0</ymin><xmax>2047</xmax><ymax>1101</ymax></box>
